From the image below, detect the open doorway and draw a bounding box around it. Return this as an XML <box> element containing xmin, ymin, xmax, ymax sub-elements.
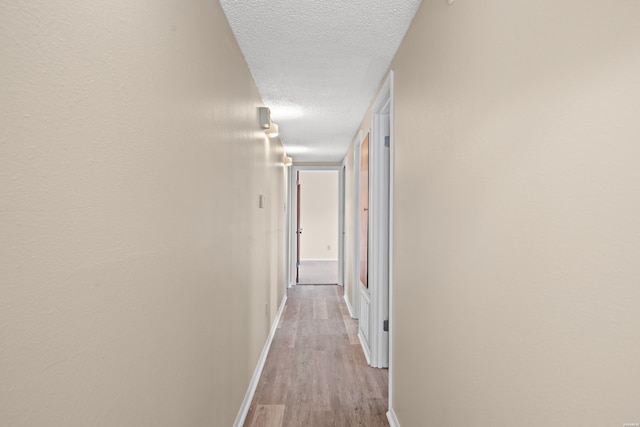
<box><xmin>291</xmin><ymin>168</ymin><xmax>340</xmax><ymax>285</ymax></box>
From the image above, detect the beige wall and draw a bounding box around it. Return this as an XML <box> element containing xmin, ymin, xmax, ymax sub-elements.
<box><xmin>299</xmin><ymin>170</ymin><xmax>339</xmax><ymax>260</ymax></box>
<box><xmin>0</xmin><ymin>2</ymin><xmax>286</xmax><ymax>426</ymax></box>
<box><xmin>347</xmin><ymin>0</ymin><xmax>640</xmax><ymax>425</ymax></box>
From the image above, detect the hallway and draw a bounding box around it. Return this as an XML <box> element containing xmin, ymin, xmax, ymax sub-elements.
<box><xmin>4</xmin><ymin>2</ymin><xmax>640</xmax><ymax>426</ymax></box>
<box><xmin>244</xmin><ymin>286</ymin><xmax>388</xmax><ymax>427</ymax></box>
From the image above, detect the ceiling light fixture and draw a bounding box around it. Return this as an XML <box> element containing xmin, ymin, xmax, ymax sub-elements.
<box><xmin>284</xmin><ymin>145</ymin><xmax>309</xmax><ymax>154</ymax></box>
<box><xmin>265</xmin><ymin>123</ymin><xmax>279</xmax><ymax>138</ymax></box>
<box><xmin>269</xmin><ymin>105</ymin><xmax>304</xmax><ymax>121</ymax></box>
<box><xmin>258</xmin><ymin>106</ymin><xmax>271</xmax><ymax>129</ymax></box>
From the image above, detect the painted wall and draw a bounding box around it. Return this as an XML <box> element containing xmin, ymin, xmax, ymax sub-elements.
<box><xmin>347</xmin><ymin>0</ymin><xmax>640</xmax><ymax>425</ymax></box>
<box><xmin>0</xmin><ymin>2</ymin><xmax>286</xmax><ymax>426</ymax></box>
<box><xmin>299</xmin><ymin>170</ymin><xmax>339</xmax><ymax>260</ymax></box>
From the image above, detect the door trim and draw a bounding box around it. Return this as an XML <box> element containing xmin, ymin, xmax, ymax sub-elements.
<box><xmin>288</xmin><ymin>165</ymin><xmax>342</xmax><ymax>288</ymax></box>
<box><xmin>338</xmin><ymin>165</ymin><xmax>346</xmax><ymax>286</ymax></box>
<box><xmin>370</xmin><ymin>70</ymin><xmax>395</xmax><ymax>417</ymax></box>
<box><xmin>369</xmin><ymin>71</ymin><xmax>392</xmax><ymax>369</ymax></box>
<box><xmin>295</xmin><ymin>171</ymin><xmax>301</xmax><ymax>284</ymax></box>
<box><xmin>349</xmin><ymin>131</ymin><xmax>364</xmax><ymax>319</ymax></box>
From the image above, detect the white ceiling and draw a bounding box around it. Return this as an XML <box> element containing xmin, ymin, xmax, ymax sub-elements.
<box><xmin>219</xmin><ymin>0</ymin><xmax>422</xmax><ymax>163</ymax></box>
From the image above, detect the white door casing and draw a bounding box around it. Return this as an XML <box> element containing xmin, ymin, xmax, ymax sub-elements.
<box><xmin>368</xmin><ymin>71</ymin><xmax>392</xmax><ymax>370</ymax></box>
<box><xmin>288</xmin><ymin>165</ymin><xmax>341</xmax><ymax>287</ymax></box>
<box><xmin>356</xmin><ymin>130</ymin><xmax>371</xmax><ymax>362</ymax></box>
<box><xmin>338</xmin><ymin>165</ymin><xmax>346</xmax><ymax>286</ymax></box>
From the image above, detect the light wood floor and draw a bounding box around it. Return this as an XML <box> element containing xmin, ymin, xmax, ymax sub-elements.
<box><xmin>297</xmin><ymin>260</ymin><xmax>339</xmax><ymax>285</ymax></box>
<box><xmin>244</xmin><ymin>285</ymin><xmax>389</xmax><ymax>427</ymax></box>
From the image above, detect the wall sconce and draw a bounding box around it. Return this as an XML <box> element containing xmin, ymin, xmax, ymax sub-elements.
<box><xmin>283</xmin><ymin>155</ymin><xmax>293</xmax><ymax>166</ymax></box>
<box><xmin>258</xmin><ymin>107</ymin><xmax>271</xmax><ymax>129</ymax></box>
<box><xmin>265</xmin><ymin>123</ymin><xmax>279</xmax><ymax>138</ymax></box>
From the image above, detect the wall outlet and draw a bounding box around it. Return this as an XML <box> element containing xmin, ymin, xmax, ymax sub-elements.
<box><xmin>327</xmin><ymin>245</ymin><xmax>331</xmax><ymax>251</ymax></box>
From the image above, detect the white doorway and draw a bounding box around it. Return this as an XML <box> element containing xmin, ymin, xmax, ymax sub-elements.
<box><xmin>289</xmin><ymin>166</ymin><xmax>342</xmax><ymax>287</ymax></box>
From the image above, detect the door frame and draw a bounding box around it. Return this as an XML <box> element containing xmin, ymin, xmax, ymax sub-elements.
<box><xmin>369</xmin><ymin>70</ymin><xmax>395</xmax><ymax>418</ymax></box>
<box><xmin>338</xmin><ymin>166</ymin><xmax>345</xmax><ymax>288</ymax></box>
<box><xmin>296</xmin><ymin>171</ymin><xmax>301</xmax><ymax>283</ymax></box>
<box><xmin>288</xmin><ymin>165</ymin><xmax>343</xmax><ymax>288</ymax></box>
<box><xmin>356</xmin><ymin>131</ymin><xmax>372</xmax><ymax>363</ymax></box>
<box><xmin>369</xmin><ymin>71</ymin><xmax>393</xmax><ymax>369</ymax></box>
<box><xmin>344</xmin><ymin>130</ymin><xmax>364</xmax><ymax>320</ymax></box>
<box><xmin>285</xmin><ymin>165</ymin><xmax>292</xmax><ymax>288</ymax></box>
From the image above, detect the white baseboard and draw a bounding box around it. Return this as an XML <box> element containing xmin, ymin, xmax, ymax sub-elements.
<box><xmin>387</xmin><ymin>408</ymin><xmax>400</xmax><ymax>427</ymax></box>
<box><xmin>233</xmin><ymin>295</ymin><xmax>288</xmax><ymax>427</ymax></box>
<box><xmin>357</xmin><ymin>332</ymin><xmax>371</xmax><ymax>365</ymax></box>
<box><xmin>343</xmin><ymin>293</ymin><xmax>356</xmax><ymax>319</ymax></box>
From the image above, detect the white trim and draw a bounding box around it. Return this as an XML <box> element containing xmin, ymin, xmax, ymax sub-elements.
<box><xmin>343</xmin><ymin>293</ymin><xmax>355</xmax><ymax>318</ymax></box>
<box><xmin>386</xmin><ymin>408</ymin><xmax>400</xmax><ymax>427</ymax></box>
<box><xmin>285</xmin><ymin>166</ymin><xmax>292</xmax><ymax>288</ymax></box>
<box><xmin>289</xmin><ymin>165</ymin><xmax>341</xmax><ymax>287</ymax></box>
<box><xmin>338</xmin><ymin>163</ymin><xmax>346</xmax><ymax>286</ymax></box>
<box><xmin>352</xmin><ymin>130</ymin><xmax>365</xmax><ymax>319</ymax></box>
<box><xmin>299</xmin><ymin>258</ymin><xmax>339</xmax><ymax>262</ymax></box>
<box><xmin>233</xmin><ymin>295</ymin><xmax>288</xmax><ymax>427</ymax></box>
<box><xmin>357</xmin><ymin>332</ymin><xmax>371</xmax><ymax>365</ymax></box>
<box><xmin>288</xmin><ymin>167</ymin><xmax>297</xmax><ymax>288</ymax></box>
<box><xmin>387</xmin><ymin>69</ymin><xmax>396</xmax><ymax>416</ymax></box>
<box><xmin>357</xmin><ymin>282</ymin><xmax>371</xmax><ymax>359</ymax></box>
<box><xmin>368</xmin><ymin>71</ymin><xmax>393</xmax><ymax>369</ymax></box>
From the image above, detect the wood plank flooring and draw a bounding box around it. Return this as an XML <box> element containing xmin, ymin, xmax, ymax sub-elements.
<box><xmin>244</xmin><ymin>285</ymin><xmax>389</xmax><ymax>427</ymax></box>
<box><xmin>297</xmin><ymin>261</ymin><xmax>339</xmax><ymax>285</ymax></box>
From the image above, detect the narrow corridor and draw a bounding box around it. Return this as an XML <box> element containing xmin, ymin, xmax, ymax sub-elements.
<box><xmin>244</xmin><ymin>285</ymin><xmax>388</xmax><ymax>427</ymax></box>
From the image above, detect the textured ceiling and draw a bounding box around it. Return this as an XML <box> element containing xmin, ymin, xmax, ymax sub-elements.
<box><xmin>219</xmin><ymin>0</ymin><xmax>422</xmax><ymax>162</ymax></box>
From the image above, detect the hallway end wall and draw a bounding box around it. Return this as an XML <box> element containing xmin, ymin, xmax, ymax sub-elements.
<box><xmin>0</xmin><ymin>2</ymin><xmax>286</xmax><ymax>426</ymax></box>
<box><xmin>299</xmin><ymin>170</ymin><xmax>339</xmax><ymax>261</ymax></box>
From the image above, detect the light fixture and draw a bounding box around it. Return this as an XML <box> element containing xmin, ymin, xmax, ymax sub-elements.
<box><xmin>269</xmin><ymin>105</ymin><xmax>303</xmax><ymax>120</ymax></box>
<box><xmin>265</xmin><ymin>122</ymin><xmax>279</xmax><ymax>138</ymax></box>
<box><xmin>283</xmin><ymin>155</ymin><xmax>293</xmax><ymax>166</ymax></box>
<box><xmin>283</xmin><ymin>145</ymin><xmax>309</xmax><ymax>154</ymax></box>
<box><xmin>258</xmin><ymin>107</ymin><xmax>271</xmax><ymax>129</ymax></box>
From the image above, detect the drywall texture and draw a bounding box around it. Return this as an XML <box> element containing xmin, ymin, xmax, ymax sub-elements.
<box><xmin>299</xmin><ymin>171</ymin><xmax>339</xmax><ymax>260</ymax></box>
<box><xmin>365</xmin><ymin>0</ymin><xmax>640</xmax><ymax>425</ymax></box>
<box><xmin>0</xmin><ymin>2</ymin><xmax>286</xmax><ymax>426</ymax></box>
<box><xmin>219</xmin><ymin>0</ymin><xmax>421</xmax><ymax>162</ymax></box>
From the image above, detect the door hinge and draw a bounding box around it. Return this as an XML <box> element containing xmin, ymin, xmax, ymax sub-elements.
<box><xmin>383</xmin><ymin>319</ymin><xmax>389</xmax><ymax>332</ymax></box>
